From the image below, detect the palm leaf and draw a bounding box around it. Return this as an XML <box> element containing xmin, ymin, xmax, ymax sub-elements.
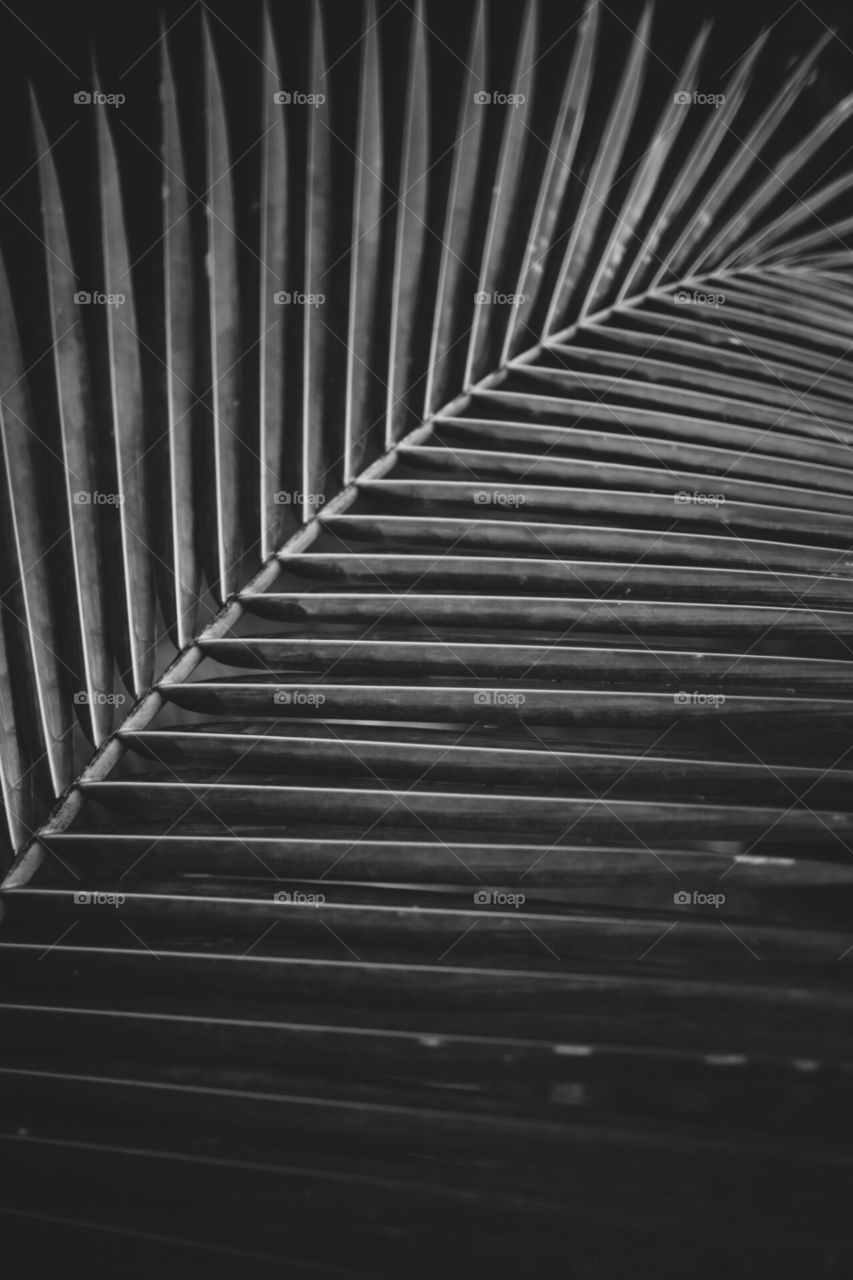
<box><xmin>161</xmin><ymin>29</ymin><xmax>201</xmax><ymax>647</ymax></box>
<box><xmin>2</xmin><ymin>1</ymin><xmax>853</xmax><ymax>1268</ymax></box>
<box><xmin>94</xmin><ymin>79</ymin><xmax>156</xmax><ymax>695</ymax></box>
<box><xmin>203</xmin><ymin>15</ymin><xmax>243</xmax><ymax>599</ymax></box>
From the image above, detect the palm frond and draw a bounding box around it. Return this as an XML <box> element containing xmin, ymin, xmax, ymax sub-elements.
<box><xmin>2</xmin><ymin>0</ymin><xmax>853</xmax><ymax>1267</ymax></box>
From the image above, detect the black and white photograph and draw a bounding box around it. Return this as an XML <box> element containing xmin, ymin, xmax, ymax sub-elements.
<box><xmin>0</xmin><ymin>0</ymin><xmax>852</xmax><ymax>1273</ymax></box>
